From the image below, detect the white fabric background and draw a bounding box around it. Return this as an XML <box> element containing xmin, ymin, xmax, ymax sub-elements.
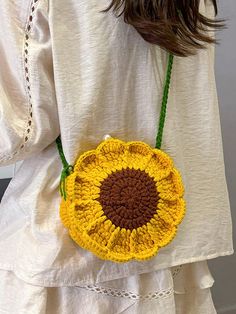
<box><xmin>0</xmin><ymin>262</ymin><xmax>217</xmax><ymax>314</ymax></box>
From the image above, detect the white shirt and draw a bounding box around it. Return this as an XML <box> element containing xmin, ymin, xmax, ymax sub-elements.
<box><xmin>0</xmin><ymin>0</ymin><xmax>233</xmax><ymax>289</ymax></box>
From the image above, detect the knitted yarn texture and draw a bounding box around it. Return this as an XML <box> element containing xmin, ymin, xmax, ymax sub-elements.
<box><xmin>56</xmin><ymin>53</ymin><xmax>186</xmax><ymax>263</ymax></box>
<box><xmin>60</xmin><ymin>137</ymin><xmax>185</xmax><ymax>262</ymax></box>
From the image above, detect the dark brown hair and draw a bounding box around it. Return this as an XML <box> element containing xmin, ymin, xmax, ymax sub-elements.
<box><xmin>100</xmin><ymin>0</ymin><xmax>225</xmax><ymax>57</ymax></box>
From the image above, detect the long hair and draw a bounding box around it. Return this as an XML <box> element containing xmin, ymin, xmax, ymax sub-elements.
<box><xmin>100</xmin><ymin>0</ymin><xmax>225</xmax><ymax>57</ymax></box>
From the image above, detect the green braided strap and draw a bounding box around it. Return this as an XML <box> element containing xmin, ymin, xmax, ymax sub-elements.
<box><xmin>155</xmin><ymin>53</ymin><xmax>174</xmax><ymax>149</ymax></box>
<box><xmin>56</xmin><ymin>137</ymin><xmax>73</xmax><ymax>200</ymax></box>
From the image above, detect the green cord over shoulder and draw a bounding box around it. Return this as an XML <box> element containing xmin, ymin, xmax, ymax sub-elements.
<box><xmin>155</xmin><ymin>53</ymin><xmax>174</xmax><ymax>149</ymax></box>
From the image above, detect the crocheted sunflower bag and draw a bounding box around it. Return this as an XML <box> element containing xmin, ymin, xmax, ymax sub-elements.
<box><xmin>56</xmin><ymin>53</ymin><xmax>186</xmax><ymax>263</ymax></box>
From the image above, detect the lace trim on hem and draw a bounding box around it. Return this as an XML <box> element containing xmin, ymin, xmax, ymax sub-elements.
<box><xmin>79</xmin><ymin>285</ymin><xmax>174</xmax><ymax>301</ymax></box>
<box><xmin>171</xmin><ymin>265</ymin><xmax>183</xmax><ymax>277</ymax></box>
<box><xmin>78</xmin><ymin>265</ymin><xmax>183</xmax><ymax>300</ymax></box>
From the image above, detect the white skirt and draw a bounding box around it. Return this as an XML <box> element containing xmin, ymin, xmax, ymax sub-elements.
<box><xmin>0</xmin><ymin>261</ymin><xmax>216</xmax><ymax>314</ymax></box>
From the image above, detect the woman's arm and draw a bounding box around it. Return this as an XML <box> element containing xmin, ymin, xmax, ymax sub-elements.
<box><xmin>0</xmin><ymin>0</ymin><xmax>59</xmax><ymax>166</ymax></box>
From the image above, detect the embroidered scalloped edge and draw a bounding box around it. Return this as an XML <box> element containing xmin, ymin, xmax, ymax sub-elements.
<box><xmin>0</xmin><ymin>0</ymin><xmax>39</xmax><ymax>162</ymax></box>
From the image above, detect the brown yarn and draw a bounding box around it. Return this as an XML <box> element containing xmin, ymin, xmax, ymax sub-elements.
<box><xmin>96</xmin><ymin>168</ymin><xmax>159</xmax><ymax>230</ymax></box>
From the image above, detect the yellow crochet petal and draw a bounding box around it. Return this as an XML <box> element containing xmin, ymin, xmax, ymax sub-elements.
<box><xmin>69</xmin><ymin>229</ymin><xmax>88</xmax><ymax>250</ymax></box>
<box><xmin>95</xmin><ymin>139</ymin><xmax>129</xmax><ymax>173</ymax></box>
<box><xmin>147</xmin><ymin>216</ymin><xmax>177</xmax><ymax>248</ymax></box>
<box><xmin>157</xmin><ymin>198</ymin><xmax>186</xmax><ymax>226</ymax></box>
<box><xmin>74</xmin><ymin>149</ymin><xmax>99</xmax><ymax>172</ymax></box>
<box><xmin>98</xmin><ymin>158</ymin><xmax>127</xmax><ymax>175</ymax></box>
<box><xmin>59</xmin><ymin>198</ymin><xmax>71</xmax><ymax>228</ymax></box>
<box><xmin>130</xmin><ymin>225</ymin><xmax>158</xmax><ymax>260</ymax></box>
<box><xmin>85</xmin><ymin>218</ymin><xmax>116</xmax><ymax>248</ymax></box>
<box><xmin>68</xmin><ymin>200</ymin><xmax>104</xmax><ymax>231</ymax></box>
<box><xmin>97</xmin><ymin>138</ymin><xmax>126</xmax><ymax>160</ymax></box>
<box><xmin>73</xmin><ymin>139</ymin><xmax>128</xmax><ymax>182</ymax></box>
<box><xmin>69</xmin><ymin>217</ymin><xmax>127</xmax><ymax>262</ymax></box>
<box><xmin>107</xmin><ymin>227</ymin><xmax>131</xmax><ymax>254</ymax></box>
<box><xmin>68</xmin><ymin>219</ymin><xmax>103</xmax><ymax>254</ymax></box>
<box><xmin>73</xmin><ymin>174</ymin><xmax>101</xmax><ymax>201</ymax></box>
<box><xmin>124</xmin><ymin>141</ymin><xmax>154</xmax><ymax>171</ymax></box>
<box><xmin>68</xmin><ymin>211</ymin><xmax>110</xmax><ymax>258</ymax></box>
<box><xmin>157</xmin><ymin>168</ymin><xmax>184</xmax><ymax>201</ymax></box>
<box><xmin>65</xmin><ymin>171</ymin><xmax>104</xmax><ymax>203</ymax></box>
<box><xmin>64</xmin><ymin>172</ymin><xmax>77</xmax><ymax>201</ymax></box>
<box><xmin>144</xmin><ymin>149</ymin><xmax>173</xmax><ymax>182</ymax></box>
<box><xmin>73</xmin><ymin>151</ymin><xmax>109</xmax><ymax>183</ymax></box>
<box><xmin>70</xmin><ymin>216</ymin><xmax>112</xmax><ymax>259</ymax></box>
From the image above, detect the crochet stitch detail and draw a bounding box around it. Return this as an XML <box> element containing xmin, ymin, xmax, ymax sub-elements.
<box><xmin>59</xmin><ymin>137</ymin><xmax>186</xmax><ymax>263</ymax></box>
<box><xmin>97</xmin><ymin>168</ymin><xmax>160</xmax><ymax>230</ymax></box>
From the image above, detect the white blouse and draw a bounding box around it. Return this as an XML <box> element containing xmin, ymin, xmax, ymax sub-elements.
<box><xmin>0</xmin><ymin>0</ymin><xmax>233</xmax><ymax>292</ymax></box>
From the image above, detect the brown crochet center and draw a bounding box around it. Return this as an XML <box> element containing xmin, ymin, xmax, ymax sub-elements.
<box><xmin>95</xmin><ymin>168</ymin><xmax>160</xmax><ymax>230</ymax></box>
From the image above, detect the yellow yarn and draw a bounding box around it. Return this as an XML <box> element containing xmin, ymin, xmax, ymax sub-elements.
<box><xmin>59</xmin><ymin>137</ymin><xmax>186</xmax><ymax>263</ymax></box>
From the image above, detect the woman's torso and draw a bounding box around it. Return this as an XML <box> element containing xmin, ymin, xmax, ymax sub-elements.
<box><xmin>0</xmin><ymin>0</ymin><xmax>233</xmax><ymax>285</ymax></box>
